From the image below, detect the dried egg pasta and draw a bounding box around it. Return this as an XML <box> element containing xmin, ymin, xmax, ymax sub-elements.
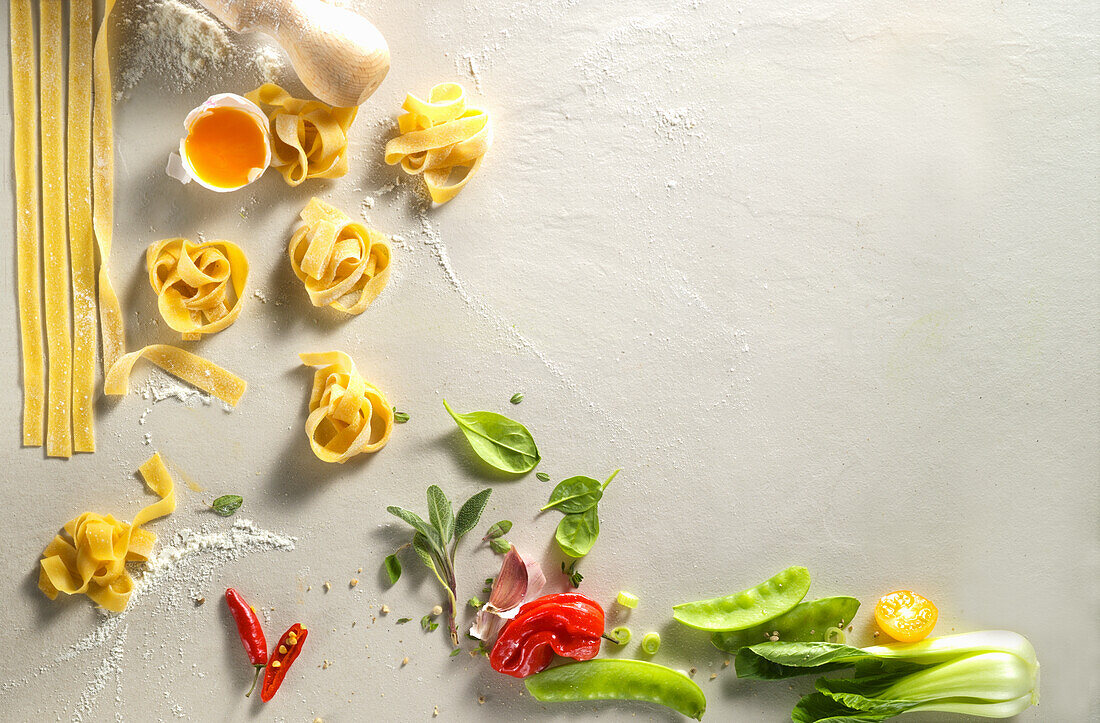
<box><xmin>384</xmin><ymin>82</ymin><xmax>491</xmax><ymax>204</ymax></box>
<box><xmin>148</xmin><ymin>238</ymin><xmax>248</xmax><ymax>340</ymax></box>
<box><xmin>245</xmin><ymin>83</ymin><xmax>356</xmax><ymax>186</ymax></box>
<box><xmin>289</xmin><ymin>198</ymin><xmax>390</xmax><ymax>314</ymax></box>
<box><xmin>300</xmin><ymin>351</ymin><xmax>393</xmax><ymax>463</ymax></box>
<box><xmin>38</xmin><ymin>453</ymin><xmax>176</xmax><ymax>612</ymax></box>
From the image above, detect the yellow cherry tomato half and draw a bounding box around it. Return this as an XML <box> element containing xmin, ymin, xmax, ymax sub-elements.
<box><xmin>874</xmin><ymin>590</ymin><xmax>938</xmax><ymax>643</ymax></box>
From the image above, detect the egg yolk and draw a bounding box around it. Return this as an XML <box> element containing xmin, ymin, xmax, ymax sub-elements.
<box><xmin>183</xmin><ymin>107</ymin><xmax>267</xmax><ymax>189</ymax></box>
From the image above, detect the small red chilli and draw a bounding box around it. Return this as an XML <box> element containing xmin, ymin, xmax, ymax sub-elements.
<box><xmin>261</xmin><ymin>623</ymin><xmax>308</xmax><ymax>702</ymax></box>
<box><xmin>225</xmin><ymin>588</ymin><xmax>268</xmax><ymax>697</ymax></box>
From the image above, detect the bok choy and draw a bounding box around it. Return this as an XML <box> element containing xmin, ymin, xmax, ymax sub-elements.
<box><xmin>735</xmin><ymin>630</ymin><xmax>1039</xmax><ymax>721</ymax></box>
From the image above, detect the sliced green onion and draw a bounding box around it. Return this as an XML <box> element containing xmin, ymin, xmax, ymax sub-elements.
<box><xmin>825</xmin><ymin>626</ymin><xmax>846</xmax><ymax>644</ymax></box>
<box><xmin>641</xmin><ymin>632</ymin><xmax>661</xmax><ymax>655</ymax></box>
<box><xmin>616</xmin><ymin>591</ymin><xmax>639</xmax><ymax>609</ymax></box>
<box><xmin>609</xmin><ymin>626</ymin><xmax>632</xmax><ymax>645</ymax></box>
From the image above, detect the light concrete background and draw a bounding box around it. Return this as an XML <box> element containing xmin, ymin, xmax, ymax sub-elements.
<box><xmin>2</xmin><ymin>0</ymin><xmax>1097</xmax><ymax>720</ymax></box>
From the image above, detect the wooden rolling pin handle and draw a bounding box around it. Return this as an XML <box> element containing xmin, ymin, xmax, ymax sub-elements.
<box><xmin>199</xmin><ymin>0</ymin><xmax>389</xmax><ymax>107</ymax></box>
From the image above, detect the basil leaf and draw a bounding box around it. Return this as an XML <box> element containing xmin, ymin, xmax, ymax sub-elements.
<box><xmin>211</xmin><ymin>495</ymin><xmax>243</xmax><ymax>516</ymax></box>
<box><xmin>387</xmin><ymin>506</ymin><xmax>444</xmax><ymax>550</ymax></box>
<box><xmin>510</xmin><ymin>392</ymin><xmax>524</xmax><ymax>404</ymax></box>
<box><xmin>555</xmin><ymin>507</ymin><xmax>600</xmax><ymax>558</ymax></box>
<box><xmin>454</xmin><ymin>488</ymin><xmax>492</xmax><ymax>540</ymax></box>
<box><xmin>393</xmin><ymin>408</ymin><xmax>410</xmax><ymax>423</ymax></box>
<box><xmin>483</xmin><ymin>520</ymin><xmax>512</xmax><ymax>540</ymax></box>
<box><xmin>489</xmin><ymin>538</ymin><xmax>512</xmax><ymax>554</ymax></box>
<box><xmin>536</xmin><ymin>472</ymin><xmax>550</xmax><ymax>482</ymax></box>
<box><xmin>383</xmin><ymin>554</ymin><xmax>402</xmax><ymax>585</ymax></box>
<box><xmin>541</xmin><ymin>476</ymin><xmax>602</xmax><ymax>514</ymax></box>
<box><xmin>443</xmin><ymin>400</ymin><xmax>540</xmax><ymax>474</ymax></box>
<box><xmin>427</xmin><ymin>485</ymin><xmax>454</xmax><ymax>544</ymax></box>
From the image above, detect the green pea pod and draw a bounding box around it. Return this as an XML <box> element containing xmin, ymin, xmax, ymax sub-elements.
<box><xmin>525</xmin><ymin>659</ymin><xmax>707</xmax><ymax>721</ymax></box>
<box><xmin>673</xmin><ymin>566</ymin><xmax>811</xmax><ymax>632</ymax></box>
<box><xmin>710</xmin><ymin>596</ymin><xmax>861</xmax><ymax>653</ymax></box>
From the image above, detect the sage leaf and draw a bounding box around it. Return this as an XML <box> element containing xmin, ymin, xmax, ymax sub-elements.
<box><xmin>387</xmin><ymin>506</ymin><xmax>444</xmax><ymax>550</ymax></box>
<box><xmin>211</xmin><ymin>495</ymin><xmax>243</xmax><ymax>516</ymax></box>
<box><xmin>541</xmin><ymin>476</ymin><xmax>602</xmax><ymax>514</ymax></box>
<box><xmin>454</xmin><ymin>488</ymin><xmax>492</xmax><ymax>540</ymax></box>
<box><xmin>489</xmin><ymin>538</ymin><xmax>512</xmax><ymax>554</ymax></box>
<box><xmin>412</xmin><ymin>533</ymin><xmax>438</xmax><ymax>572</ymax></box>
<box><xmin>555</xmin><ymin>507</ymin><xmax>600</xmax><ymax>558</ymax></box>
<box><xmin>483</xmin><ymin>520</ymin><xmax>512</xmax><ymax>540</ymax></box>
<box><xmin>427</xmin><ymin>485</ymin><xmax>454</xmax><ymax>544</ymax></box>
<box><xmin>383</xmin><ymin>554</ymin><xmax>402</xmax><ymax>585</ymax></box>
<box><xmin>396</xmin><ymin>617</ymin><xmax>412</xmax><ymax>624</ymax></box>
<box><xmin>510</xmin><ymin>392</ymin><xmax>524</xmax><ymax>404</ymax></box>
<box><xmin>450</xmin><ymin>647</ymin><xmax>462</xmax><ymax>657</ymax></box>
<box><xmin>443</xmin><ymin>399</ymin><xmax>540</xmax><ymax>474</ymax></box>
<box><xmin>393</xmin><ymin>408</ymin><xmax>410</xmax><ymax>423</ymax></box>
<box><xmin>536</xmin><ymin>472</ymin><xmax>550</xmax><ymax>482</ymax></box>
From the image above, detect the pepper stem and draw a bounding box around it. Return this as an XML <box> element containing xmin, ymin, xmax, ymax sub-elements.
<box><xmin>245</xmin><ymin>664</ymin><xmax>263</xmax><ymax>697</ymax></box>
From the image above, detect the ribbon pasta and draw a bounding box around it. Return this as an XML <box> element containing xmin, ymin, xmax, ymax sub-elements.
<box><xmin>147</xmin><ymin>238</ymin><xmax>248</xmax><ymax>340</ymax></box>
<box><xmin>384</xmin><ymin>82</ymin><xmax>491</xmax><ymax>204</ymax></box>
<box><xmin>300</xmin><ymin>351</ymin><xmax>393</xmax><ymax>463</ymax></box>
<box><xmin>289</xmin><ymin>198</ymin><xmax>390</xmax><ymax>315</ymax></box>
<box><xmin>38</xmin><ymin>453</ymin><xmax>176</xmax><ymax>612</ymax></box>
<box><xmin>245</xmin><ymin>83</ymin><xmax>356</xmax><ymax>186</ymax></box>
<box><xmin>105</xmin><ymin>345</ymin><xmax>247</xmax><ymax>406</ymax></box>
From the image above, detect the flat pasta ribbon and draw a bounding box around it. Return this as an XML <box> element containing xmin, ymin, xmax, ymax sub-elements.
<box><xmin>39</xmin><ymin>453</ymin><xmax>176</xmax><ymax>612</ymax></box>
<box><xmin>148</xmin><ymin>238</ymin><xmax>248</xmax><ymax>340</ymax></box>
<box><xmin>300</xmin><ymin>351</ymin><xmax>393</xmax><ymax>463</ymax></box>
<box><xmin>384</xmin><ymin>82</ymin><xmax>492</xmax><ymax>204</ymax></box>
<box><xmin>245</xmin><ymin>83</ymin><xmax>356</xmax><ymax>186</ymax></box>
<box><xmin>289</xmin><ymin>198</ymin><xmax>390</xmax><ymax>314</ymax></box>
<box><xmin>105</xmin><ymin>344</ymin><xmax>247</xmax><ymax>406</ymax></box>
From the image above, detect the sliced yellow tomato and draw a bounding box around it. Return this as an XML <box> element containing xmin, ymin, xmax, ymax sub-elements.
<box><xmin>874</xmin><ymin>590</ymin><xmax>938</xmax><ymax>642</ymax></box>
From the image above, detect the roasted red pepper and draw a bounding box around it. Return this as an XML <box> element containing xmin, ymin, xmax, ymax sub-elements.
<box><xmin>490</xmin><ymin>592</ymin><xmax>604</xmax><ymax>678</ymax></box>
<box><xmin>260</xmin><ymin>623</ymin><xmax>308</xmax><ymax>702</ymax></box>
<box><xmin>225</xmin><ymin>588</ymin><xmax>267</xmax><ymax>697</ymax></box>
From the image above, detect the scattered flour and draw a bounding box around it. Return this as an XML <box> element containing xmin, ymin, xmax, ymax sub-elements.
<box><xmin>138</xmin><ymin>373</ymin><xmax>212</xmax><ymax>406</ymax></box>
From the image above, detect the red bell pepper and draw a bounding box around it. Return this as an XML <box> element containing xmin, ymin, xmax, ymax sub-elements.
<box><xmin>490</xmin><ymin>592</ymin><xmax>604</xmax><ymax>678</ymax></box>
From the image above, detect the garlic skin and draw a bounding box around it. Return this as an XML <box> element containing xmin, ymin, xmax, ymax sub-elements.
<box><xmin>165</xmin><ymin>93</ymin><xmax>271</xmax><ymax>192</ymax></box>
<box><xmin>469</xmin><ymin>547</ymin><xmax>546</xmax><ymax>644</ymax></box>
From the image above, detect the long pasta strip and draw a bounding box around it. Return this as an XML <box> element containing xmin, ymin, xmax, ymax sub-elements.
<box><xmin>41</xmin><ymin>0</ymin><xmax>73</xmax><ymax>458</ymax></box>
<box><xmin>69</xmin><ymin>0</ymin><xmax>96</xmax><ymax>452</ymax></box>
<box><xmin>93</xmin><ymin>0</ymin><xmax>125</xmax><ymax>374</ymax></box>
<box><xmin>105</xmin><ymin>345</ymin><xmax>247</xmax><ymax>406</ymax></box>
<box><xmin>10</xmin><ymin>0</ymin><xmax>44</xmax><ymax>446</ymax></box>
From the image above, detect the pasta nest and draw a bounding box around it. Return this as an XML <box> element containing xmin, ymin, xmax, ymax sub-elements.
<box><xmin>147</xmin><ymin>237</ymin><xmax>248</xmax><ymax>340</ymax></box>
<box><xmin>384</xmin><ymin>82</ymin><xmax>491</xmax><ymax>204</ymax></box>
<box><xmin>38</xmin><ymin>454</ymin><xmax>175</xmax><ymax>612</ymax></box>
<box><xmin>246</xmin><ymin>83</ymin><xmax>357</xmax><ymax>186</ymax></box>
<box><xmin>289</xmin><ymin>197</ymin><xmax>390</xmax><ymax>315</ymax></box>
<box><xmin>300</xmin><ymin>351</ymin><xmax>393</xmax><ymax>463</ymax></box>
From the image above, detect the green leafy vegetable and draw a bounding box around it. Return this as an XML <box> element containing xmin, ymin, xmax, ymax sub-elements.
<box><xmin>735</xmin><ymin>631</ymin><xmax>1040</xmax><ymax>722</ymax></box>
<box><xmin>442</xmin><ymin>399</ymin><xmax>540</xmax><ymax>473</ymax></box>
<box><xmin>211</xmin><ymin>495</ymin><xmax>243</xmax><ymax>516</ymax></box>
<box><xmin>482</xmin><ymin>520</ymin><xmax>512</xmax><ymax>540</ymax></box>
<box><xmin>536</xmin><ymin>472</ymin><xmax>550</xmax><ymax>482</ymax></box>
<box><xmin>562</xmin><ymin>560</ymin><xmax>583</xmax><ymax>588</ymax></box>
<box><xmin>555</xmin><ymin>507</ymin><xmax>600</xmax><ymax>558</ymax></box>
<box><xmin>510</xmin><ymin>392</ymin><xmax>524</xmax><ymax>404</ymax></box>
<box><xmin>393</xmin><ymin>408</ymin><xmax>410</xmax><ymax>423</ymax></box>
<box><xmin>383</xmin><ymin>554</ymin><xmax>402</xmax><ymax>585</ymax></box>
<box><xmin>489</xmin><ymin>538</ymin><xmax>512</xmax><ymax>554</ymax></box>
<box><xmin>386</xmin><ymin>485</ymin><xmax>491</xmax><ymax>645</ymax></box>
<box><xmin>396</xmin><ymin>617</ymin><xmax>412</xmax><ymax>624</ymax></box>
<box><xmin>421</xmin><ymin>615</ymin><xmax>439</xmax><ymax>632</ymax></box>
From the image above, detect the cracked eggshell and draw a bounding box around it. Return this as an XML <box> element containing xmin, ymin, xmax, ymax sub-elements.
<box><xmin>165</xmin><ymin>93</ymin><xmax>272</xmax><ymax>193</ymax></box>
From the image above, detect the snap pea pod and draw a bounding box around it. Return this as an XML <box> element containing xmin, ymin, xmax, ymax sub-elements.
<box><xmin>525</xmin><ymin>659</ymin><xmax>707</xmax><ymax>720</ymax></box>
<box><xmin>673</xmin><ymin>566</ymin><xmax>811</xmax><ymax>632</ymax></box>
<box><xmin>710</xmin><ymin>596</ymin><xmax>861</xmax><ymax>653</ymax></box>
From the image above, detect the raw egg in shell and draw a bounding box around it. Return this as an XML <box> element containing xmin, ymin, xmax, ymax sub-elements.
<box><xmin>166</xmin><ymin>93</ymin><xmax>271</xmax><ymax>192</ymax></box>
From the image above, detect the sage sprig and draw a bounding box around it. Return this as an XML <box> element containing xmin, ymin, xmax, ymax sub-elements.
<box><xmin>443</xmin><ymin>400</ymin><xmax>540</xmax><ymax>474</ymax></box>
<box><xmin>387</xmin><ymin>485</ymin><xmax>492</xmax><ymax>645</ymax></box>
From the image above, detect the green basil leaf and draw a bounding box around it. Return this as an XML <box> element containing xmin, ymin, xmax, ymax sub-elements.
<box><xmin>427</xmin><ymin>485</ymin><xmax>454</xmax><ymax>544</ymax></box>
<box><xmin>542</xmin><ymin>476</ymin><xmax>602</xmax><ymax>514</ymax></box>
<box><xmin>536</xmin><ymin>472</ymin><xmax>550</xmax><ymax>482</ymax></box>
<box><xmin>483</xmin><ymin>520</ymin><xmax>512</xmax><ymax>540</ymax></box>
<box><xmin>555</xmin><ymin>507</ymin><xmax>600</xmax><ymax>558</ymax></box>
<box><xmin>489</xmin><ymin>538</ymin><xmax>512</xmax><ymax>554</ymax></box>
<box><xmin>393</xmin><ymin>408</ymin><xmax>410</xmax><ymax>423</ymax></box>
<box><xmin>454</xmin><ymin>488</ymin><xmax>492</xmax><ymax>540</ymax></box>
<box><xmin>383</xmin><ymin>554</ymin><xmax>402</xmax><ymax>585</ymax></box>
<box><xmin>443</xmin><ymin>400</ymin><xmax>540</xmax><ymax>474</ymax></box>
<box><xmin>211</xmin><ymin>495</ymin><xmax>243</xmax><ymax>516</ymax></box>
<box><xmin>510</xmin><ymin>392</ymin><xmax>524</xmax><ymax>404</ymax></box>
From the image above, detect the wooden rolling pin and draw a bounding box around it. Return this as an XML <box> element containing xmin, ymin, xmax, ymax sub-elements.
<box><xmin>198</xmin><ymin>0</ymin><xmax>389</xmax><ymax>107</ymax></box>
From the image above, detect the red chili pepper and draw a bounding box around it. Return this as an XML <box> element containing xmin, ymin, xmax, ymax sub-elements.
<box><xmin>225</xmin><ymin>588</ymin><xmax>267</xmax><ymax>697</ymax></box>
<box><xmin>261</xmin><ymin>623</ymin><xmax>308</xmax><ymax>702</ymax></box>
<box><xmin>490</xmin><ymin>592</ymin><xmax>604</xmax><ymax>678</ymax></box>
